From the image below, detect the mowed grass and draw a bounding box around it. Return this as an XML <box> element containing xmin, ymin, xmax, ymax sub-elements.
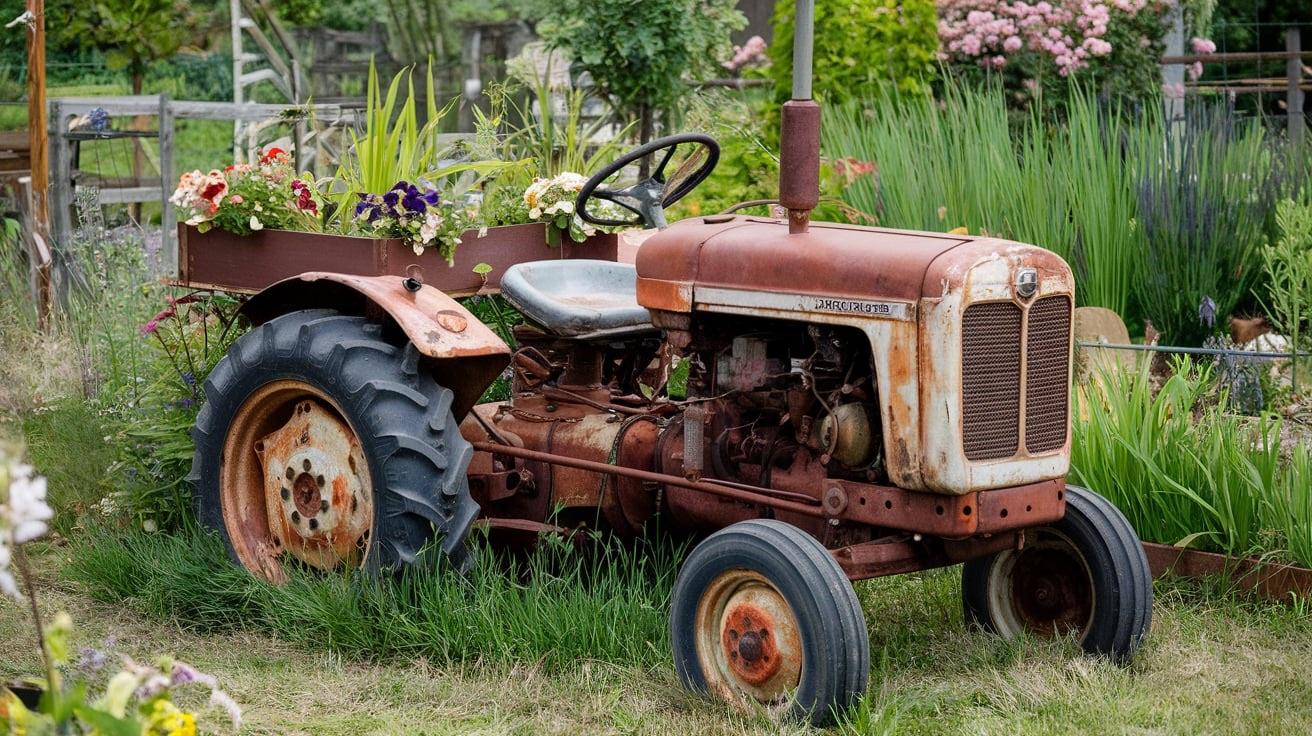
<box><xmin>1</xmin><ymin>534</ymin><xmax>1307</xmax><ymax>735</ymax></box>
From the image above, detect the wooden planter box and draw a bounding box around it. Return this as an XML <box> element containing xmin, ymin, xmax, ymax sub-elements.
<box><xmin>1143</xmin><ymin>541</ymin><xmax>1312</xmax><ymax>602</ymax></box>
<box><xmin>175</xmin><ymin>223</ymin><xmax>619</xmax><ymax>297</ymax></box>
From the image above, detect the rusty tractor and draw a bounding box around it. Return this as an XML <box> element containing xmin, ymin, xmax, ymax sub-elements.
<box><xmin>189</xmin><ymin>1</ymin><xmax>1152</xmax><ymax>725</ymax></box>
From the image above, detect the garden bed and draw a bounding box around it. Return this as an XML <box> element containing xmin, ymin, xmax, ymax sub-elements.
<box><xmin>174</xmin><ymin>223</ymin><xmax>620</xmax><ymax>296</ymax></box>
<box><xmin>1143</xmin><ymin>542</ymin><xmax>1312</xmax><ymax>602</ymax></box>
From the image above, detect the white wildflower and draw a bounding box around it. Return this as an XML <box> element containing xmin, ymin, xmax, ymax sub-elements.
<box><xmin>142</xmin><ymin>518</ymin><xmax>158</xmax><ymax>533</ymax></box>
<box><xmin>7</xmin><ymin>463</ymin><xmax>52</xmax><ymax>544</ymax></box>
<box><xmin>249</xmin><ymin>215</ymin><xmax>264</xmax><ymax>231</ymax></box>
<box><xmin>210</xmin><ymin>689</ymin><xmax>244</xmax><ymax>731</ymax></box>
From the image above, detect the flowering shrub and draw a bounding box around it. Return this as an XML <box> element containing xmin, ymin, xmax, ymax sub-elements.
<box><xmin>936</xmin><ymin>0</ymin><xmax>1192</xmax><ymax>103</ymax></box>
<box><xmin>523</xmin><ymin>172</ymin><xmax>612</xmax><ymax>246</ymax></box>
<box><xmin>1</xmin><ymin>446</ymin><xmax>242</xmax><ymax>734</ymax></box>
<box><xmin>353</xmin><ymin>180</ymin><xmax>470</xmax><ymax>260</ymax></box>
<box><xmin>723</xmin><ymin>35</ymin><xmax>768</xmax><ymax>73</ymax></box>
<box><xmin>171</xmin><ymin>147</ymin><xmax>321</xmax><ymax>236</ymax></box>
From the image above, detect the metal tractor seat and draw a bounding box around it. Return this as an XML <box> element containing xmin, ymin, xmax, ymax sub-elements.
<box><xmin>500</xmin><ymin>259</ymin><xmax>655</xmax><ymax>339</ymax></box>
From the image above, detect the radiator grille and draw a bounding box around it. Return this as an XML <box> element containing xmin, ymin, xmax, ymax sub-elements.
<box><xmin>961</xmin><ymin>295</ymin><xmax>1071</xmax><ymax>461</ymax></box>
<box><xmin>961</xmin><ymin>302</ymin><xmax>1022</xmax><ymax>460</ymax></box>
<box><xmin>1025</xmin><ymin>295</ymin><xmax>1072</xmax><ymax>453</ymax></box>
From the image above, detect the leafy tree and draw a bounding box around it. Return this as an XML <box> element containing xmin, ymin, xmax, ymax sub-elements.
<box><xmin>536</xmin><ymin>0</ymin><xmax>745</xmax><ymax>143</ymax></box>
<box><xmin>64</xmin><ymin>0</ymin><xmax>201</xmax><ymax>94</ymax></box>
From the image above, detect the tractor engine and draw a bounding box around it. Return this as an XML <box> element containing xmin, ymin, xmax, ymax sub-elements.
<box><xmin>657</xmin><ymin>318</ymin><xmax>880</xmax><ymax>537</ymax></box>
<box><xmin>460</xmin><ymin>315</ymin><xmax>884</xmax><ymax>544</ymax></box>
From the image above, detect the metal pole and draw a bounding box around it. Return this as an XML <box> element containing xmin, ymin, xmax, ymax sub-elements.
<box><xmin>1288</xmin><ymin>29</ymin><xmax>1305</xmax><ymax>149</ymax></box>
<box><xmin>230</xmin><ymin>0</ymin><xmax>243</xmax><ymax>161</ymax></box>
<box><xmin>778</xmin><ymin>0</ymin><xmax>819</xmax><ymax>234</ymax></box>
<box><xmin>791</xmin><ymin>0</ymin><xmax>814</xmax><ymax>101</ymax></box>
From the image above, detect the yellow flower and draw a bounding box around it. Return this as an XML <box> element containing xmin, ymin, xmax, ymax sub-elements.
<box><xmin>144</xmin><ymin>699</ymin><xmax>197</xmax><ymax>736</ymax></box>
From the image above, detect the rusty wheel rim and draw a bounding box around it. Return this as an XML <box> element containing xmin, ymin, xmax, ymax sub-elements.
<box><xmin>986</xmin><ymin>528</ymin><xmax>1095</xmax><ymax>640</ymax></box>
<box><xmin>694</xmin><ymin>570</ymin><xmax>803</xmax><ymax>706</ymax></box>
<box><xmin>220</xmin><ymin>380</ymin><xmax>375</xmax><ymax>583</ymax></box>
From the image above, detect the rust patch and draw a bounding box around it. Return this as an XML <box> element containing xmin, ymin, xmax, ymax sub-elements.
<box><xmin>436</xmin><ymin>310</ymin><xmax>469</xmax><ymax>333</ymax></box>
<box><xmin>721</xmin><ymin>603</ymin><xmax>783</xmax><ymax>686</ymax></box>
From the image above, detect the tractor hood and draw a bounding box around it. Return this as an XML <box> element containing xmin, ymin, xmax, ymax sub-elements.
<box><xmin>635</xmin><ymin>215</ymin><xmax>1057</xmax><ymax>313</ymax></box>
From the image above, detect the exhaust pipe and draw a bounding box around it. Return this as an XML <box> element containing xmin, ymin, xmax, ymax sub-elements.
<box><xmin>779</xmin><ymin>0</ymin><xmax>820</xmax><ymax>235</ymax></box>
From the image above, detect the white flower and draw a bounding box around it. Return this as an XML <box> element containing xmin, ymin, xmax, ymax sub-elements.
<box><xmin>529</xmin><ymin>207</ymin><xmax>542</xmax><ymax>220</ymax></box>
<box><xmin>412</xmin><ymin>243</ymin><xmax>425</xmax><ymax>256</ymax></box>
<box><xmin>7</xmin><ymin>463</ymin><xmax>52</xmax><ymax>544</ymax></box>
<box><xmin>249</xmin><ymin>215</ymin><xmax>264</xmax><ymax>231</ymax></box>
<box><xmin>0</xmin><ymin>545</ymin><xmax>18</xmax><ymax>600</ymax></box>
<box><xmin>142</xmin><ymin>518</ymin><xmax>157</xmax><ymax>533</ymax></box>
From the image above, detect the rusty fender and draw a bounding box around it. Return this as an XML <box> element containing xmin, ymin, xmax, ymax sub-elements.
<box><xmin>241</xmin><ymin>272</ymin><xmax>511</xmax><ymax>418</ymax></box>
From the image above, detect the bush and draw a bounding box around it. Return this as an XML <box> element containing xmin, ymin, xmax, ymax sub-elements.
<box><xmin>536</xmin><ymin>0</ymin><xmax>745</xmax><ymax>140</ymax></box>
<box><xmin>768</xmin><ymin>0</ymin><xmax>939</xmax><ymax>103</ymax></box>
<box><xmin>937</xmin><ymin>0</ymin><xmax>1171</xmax><ymax>108</ymax></box>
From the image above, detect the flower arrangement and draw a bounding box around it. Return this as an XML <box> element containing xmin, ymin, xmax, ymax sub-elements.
<box><xmin>352</xmin><ymin>180</ymin><xmax>470</xmax><ymax>260</ymax></box>
<box><xmin>171</xmin><ymin>147</ymin><xmax>321</xmax><ymax>236</ymax></box>
<box><xmin>523</xmin><ymin>172</ymin><xmax>611</xmax><ymax>246</ymax></box>
<box><xmin>1</xmin><ymin>446</ymin><xmax>242</xmax><ymax>734</ymax></box>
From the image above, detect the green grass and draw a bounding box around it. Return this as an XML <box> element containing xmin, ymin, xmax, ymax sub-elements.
<box><xmin>65</xmin><ymin>526</ymin><xmax>682</xmax><ymax>671</ymax></box>
<box><xmin>4</xmin><ymin>538</ymin><xmax>1307</xmax><ymax>734</ymax></box>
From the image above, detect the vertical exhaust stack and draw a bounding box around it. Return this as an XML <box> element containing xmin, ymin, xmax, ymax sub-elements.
<box><xmin>779</xmin><ymin>0</ymin><xmax>820</xmax><ymax>235</ymax></box>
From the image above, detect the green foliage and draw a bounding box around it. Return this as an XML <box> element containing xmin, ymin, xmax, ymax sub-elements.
<box><xmin>669</xmin><ymin>90</ymin><xmax>779</xmax><ymax>219</ymax></box>
<box><xmin>1259</xmin><ymin>200</ymin><xmax>1312</xmax><ymax>357</ymax></box>
<box><xmin>62</xmin><ymin>0</ymin><xmax>202</xmax><ymax>89</ymax></box>
<box><xmin>67</xmin><ymin>525</ymin><xmax>684</xmax><ymax>669</ymax></box>
<box><xmin>328</xmin><ymin>61</ymin><xmax>515</xmax><ymax>232</ymax></box>
<box><xmin>535</xmin><ymin>0</ymin><xmax>745</xmax><ymax>138</ymax></box>
<box><xmin>21</xmin><ymin>400</ymin><xmax>116</xmax><ymax>537</ymax></box>
<box><xmin>1071</xmin><ymin>359</ymin><xmax>1312</xmax><ymax>568</ymax></box>
<box><xmin>768</xmin><ymin>0</ymin><xmax>938</xmax><ymax>103</ymax></box>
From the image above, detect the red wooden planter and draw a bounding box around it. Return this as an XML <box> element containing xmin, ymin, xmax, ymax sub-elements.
<box><xmin>175</xmin><ymin>223</ymin><xmax>619</xmax><ymax>297</ymax></box>
<box><xmin>1143</xmin><ymin>541</ymin><xmax>1312</xmax><ymax>602</ymax></box>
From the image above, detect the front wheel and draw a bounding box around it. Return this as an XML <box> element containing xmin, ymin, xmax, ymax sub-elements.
<box><xmin>961</xmin><ymin>485</ymin><xmax>1152</xmax><ymax>660</ymax></box>
<box><xmin>670</xmin><ymin>520</ymin><xmax>869</xmax><ymax>726</ymax></box>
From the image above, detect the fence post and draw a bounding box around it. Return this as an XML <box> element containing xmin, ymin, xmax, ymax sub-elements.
<box><xmin>159</xmin><ymin>93</ymin><xmax>177</xmax><ymax>278</ymax></box>
<box><xmin>1162</xmin><ymin>9</ymin><xmax>1185</xmax><ymax>125</ymax></box>
<box><xmin>1290</xmin><ymin>29</ymin><xmax>1305</xmax><ymax>149</ymax></box>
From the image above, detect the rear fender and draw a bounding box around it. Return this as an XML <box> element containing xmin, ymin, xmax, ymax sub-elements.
<box><xmin>241</xmin><ymin>272</ymin><xmax>511</xmax><ymax>419</ymax></box>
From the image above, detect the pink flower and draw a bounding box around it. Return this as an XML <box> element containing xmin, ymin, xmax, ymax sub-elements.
<box><xmin>1188</xmin><ymin>61</ymin><xmax>1203</xmax><ymax>81</ymax></box>
<box><xmin>1162</xmin><ymin>82</ymin><xmax>1186</xmax><ymax>99</ymax></box>
<box><xmin>229</xmin><ymin>195</ymin><xmax>243</xmax><ymax>204</ymax></box>
<box><xmin>1003</xmin><ymin>35</ymin><xmax>1023</xmax><ymax>52</ymax></box>
<box><xmin>1190</xmin><ymin>37</ymin><xmax>1216</xmax><ymax>55</ymax></box>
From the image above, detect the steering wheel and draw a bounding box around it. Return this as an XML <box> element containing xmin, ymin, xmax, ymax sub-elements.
<box><xmin>577</xmin><ymin>133</ymin><xmax>720</xmax><ymax>230</ymax></box>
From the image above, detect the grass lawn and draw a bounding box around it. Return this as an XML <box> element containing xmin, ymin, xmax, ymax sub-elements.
<box><xmin>2</xmin><ymin>544</ymin><xmax>1310</xmax><ymax>735</ymax></box>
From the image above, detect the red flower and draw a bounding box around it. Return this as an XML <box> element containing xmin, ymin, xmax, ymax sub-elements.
<box><xmin>260</xmin><ymin>147</ymin><xmax>287</xmax><ymax>164</ymax></box>
<box><xmin>200</xmin><ymin>180</ymin><xmax>226</xmax><ymax>201</ymax></box>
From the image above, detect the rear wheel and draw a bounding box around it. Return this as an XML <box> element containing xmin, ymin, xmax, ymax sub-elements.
<box><xmin>191</xmin><ymin>309</ymin><xmax>479</xmax><ymax>582</ymax></box>
<box><xmin>961</xmin><ymin>485</ymin><xmax>1152</xmax><ymax>660</ymax></box>
<box><xmin>670</xmin><ymin>520</ymin><xmax>869</xmax><ymax>726</ymax></box>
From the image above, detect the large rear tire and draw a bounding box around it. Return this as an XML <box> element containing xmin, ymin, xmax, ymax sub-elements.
<box><xmin>190</xmin><ymin>309</ymin><xmax>480</xmax><ymax>581</ymax></box>
<box><xmin>670</xmin><ymin>520</ymin><xmax>869</xmax><ymax>726</ymax></box>
<box><xmin>961</xmin><ymin>485</ymin><xmax>1152</xmax><ymax>660</ymax></box>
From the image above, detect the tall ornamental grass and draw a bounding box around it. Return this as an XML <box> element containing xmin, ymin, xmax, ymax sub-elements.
<box><xmin>1072</xmin><ymin>358</ymin><xmax>1312</xmax><ymax>568</ymax></box>
<box><xmin>825</xmin><ymin>84</ymin><xmax>1296</xmax><ymax>337</ymax></box>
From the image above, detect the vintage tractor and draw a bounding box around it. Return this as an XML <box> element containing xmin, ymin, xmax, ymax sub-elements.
<box><xmin>188</xmin><ymin>1</ymin><xmax>1152</xmax><ymax>725</ymax></box>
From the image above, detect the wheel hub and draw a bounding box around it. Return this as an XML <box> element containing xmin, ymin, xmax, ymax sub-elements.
<box><xmin>696</xmin><ymin>570</ymin><xmax>803</xmax><ymax>705</ymax></box>
<box><xmin>255</xmin><ymin>398</ymin><xmax>373</xmax><ymax>570</ymax></box>
<box><xmin>722</xmin><ymin>603</ymin><xmax>781</xmax><ymax>685</ymax></box>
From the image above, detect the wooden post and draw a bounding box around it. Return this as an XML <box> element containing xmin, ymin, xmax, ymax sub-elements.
<box><xmin>158</xmin><ymin>93</ymin><xmax>177</xmax><ymax>277</ymax></box>
<box><xmin>1288</xmin><ymin>29</ymin><xmax>1305</xmax><ymax>149</ymax></box>
<box><xmin>25</xmin><ymin>0</ymin><xmax>51</xmax><ymax>328</ymax></box>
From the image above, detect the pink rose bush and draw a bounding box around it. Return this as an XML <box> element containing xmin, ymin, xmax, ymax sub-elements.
<box><xmin>723</xmin><ymin>35</ymin><xmax>768</xmax><ymax>72</ymax></box>
<box><xmin>936</xmin><ymin>0</ymin><xmax>1214</xmax><ymax>103</ymax></box>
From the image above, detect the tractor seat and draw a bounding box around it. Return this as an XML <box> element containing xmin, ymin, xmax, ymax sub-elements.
<box><xmin>500</xmin><ymin>259</ymin><xmax>655</xmax><ymax>339</ymax></box>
